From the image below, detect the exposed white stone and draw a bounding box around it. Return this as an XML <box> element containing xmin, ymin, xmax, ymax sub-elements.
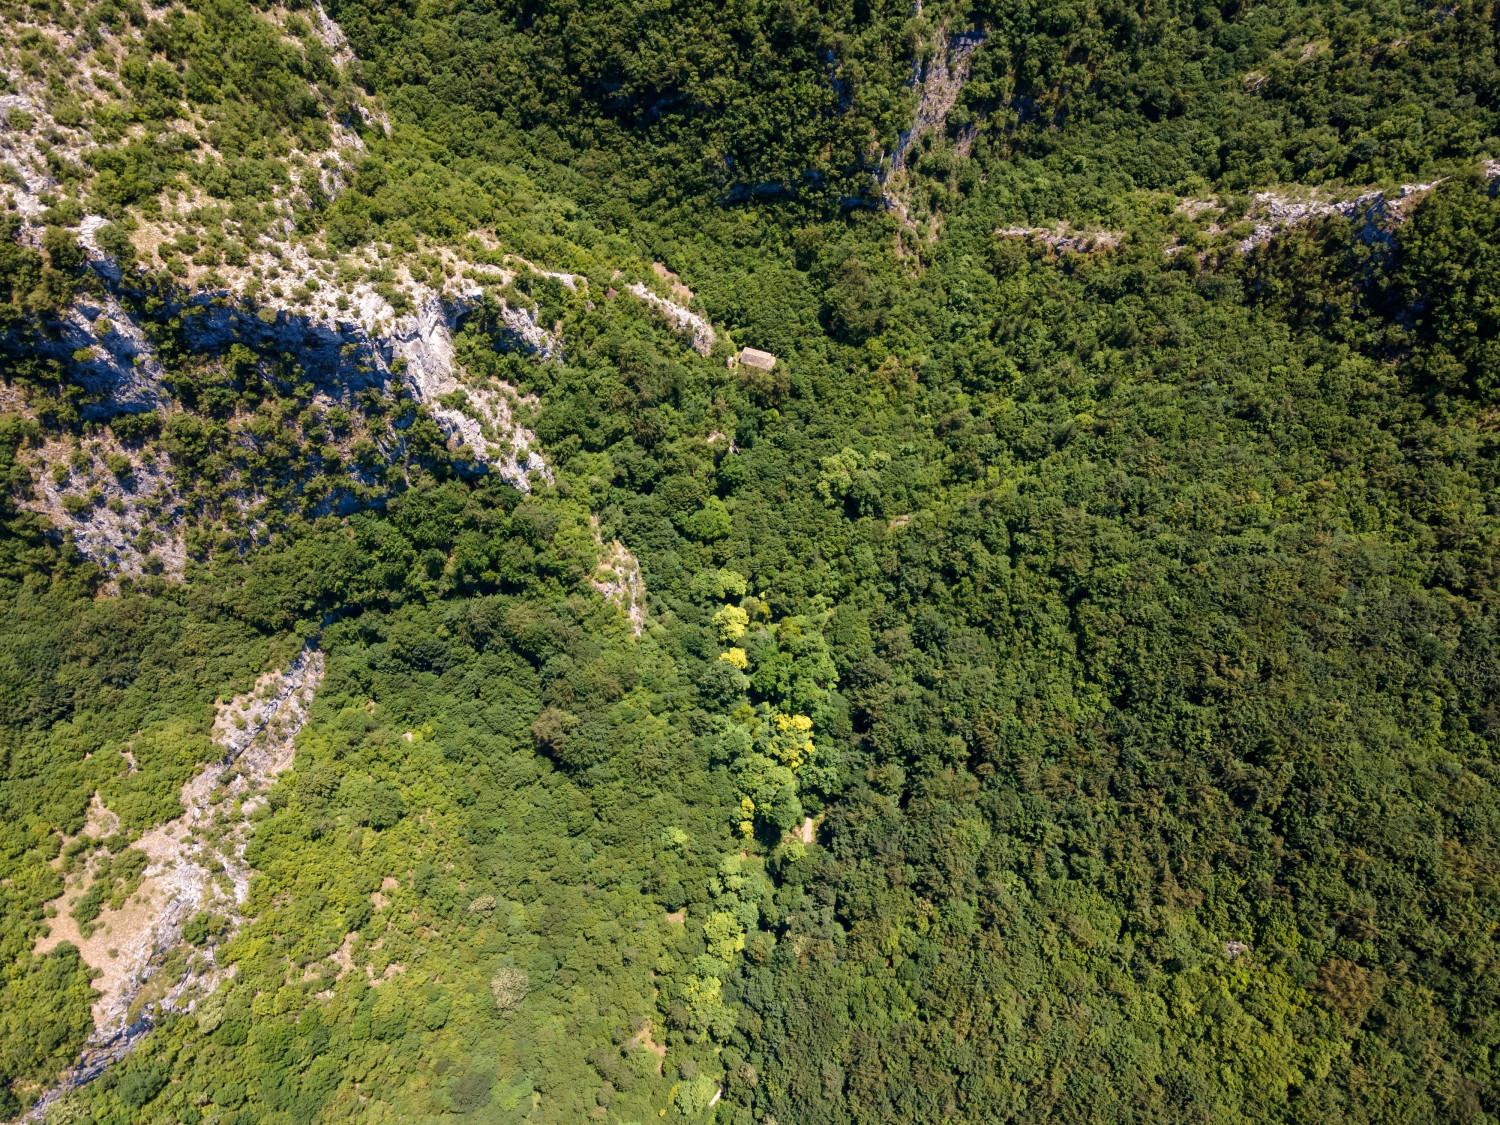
<box><xmin>26</xmin><ymin>652</ymin><xmax>325</xmax><ymax>1123</ymax></box>
<box><xmin>626</xmin><ymin>282</ymin><xmax>716</xmax><ymax>355</ymax></box>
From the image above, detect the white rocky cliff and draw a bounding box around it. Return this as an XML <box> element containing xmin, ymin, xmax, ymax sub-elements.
<box><xmin>27</xmin><ymin>650</ymin><xmax>325</xmax><ymax>1122</ymax></box>
<box><xmin>0</xmin><ymin>0</ymin><xmax>676</xmax><ymax>636</ymax></box>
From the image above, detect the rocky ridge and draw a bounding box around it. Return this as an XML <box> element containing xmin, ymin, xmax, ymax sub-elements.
<box><xmin>625</xmin><ymin>282</ymin><xmax>716</xmax><ymax>356</ymax></box>
<box><xmin>880</xmin><ymin>26</ymin><xmax>986</xmax><ymax>244</ymax></box>
<box><xmin>1231</xmin><ymin>181</ymin><xmax>1444</xmax><ymax>251</ymax></box>
<box><xmin>0</xmin><ymin>0</ymin><xmax>712</xmax><ymax>635</ymax></box>
<box><xmin>1</xmin><ymin>0</ymin><xmax>560</xmax><ymax>491</ymax></box>
<box><xmin>995</xmin><ymin>173</ymin><xmax>1495</xmax><ymax>265</ymax></box>
<box><xmin>27</xmin><ymin>649</ymin><xmax>325</xmax><ymax>1122</ymax></box>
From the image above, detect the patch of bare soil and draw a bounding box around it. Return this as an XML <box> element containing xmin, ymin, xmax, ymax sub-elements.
<box><xmin>82</xmin><ymin>793</ymin><xmax>121</xmax><ymax>838</ymax></box>
<box><xmin>652</xmin><ymin>262</ymin><xmax>696</xmax><ymax>303</ymax></box>
<box><xmin>628</xmin><ymin>1020</ymin><xmax>669</xmax><ymax>1074</ymax></box>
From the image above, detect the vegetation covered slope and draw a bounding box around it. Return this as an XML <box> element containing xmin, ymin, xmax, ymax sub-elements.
<box><xmin>2</xmin><ymin>0</ymin><xmax>1499</xmax><ymax>1121</ymax></box>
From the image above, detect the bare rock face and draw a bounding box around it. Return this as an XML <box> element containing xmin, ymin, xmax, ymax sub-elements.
<box><xmin>879</xmin><ymin>27</ymin><xmax>986</xmax><ymax>232</ymax></box>
<box><xmin>625</xmin><ymin>283</ymin><xmax>716</xmax><ymax>356</ymax></box>
<box><xmin>993</xmin><ymin>224</ymin><xmax>1125</xmax><ymax>254</ymax></box>
<box><xmin>1160</xmin><ymin>180</ymin><xmax>1460</xmax><ymax>263</ymax></box>
<box><xmin>54</xmin><ymin>290</ymin><xmax>170</xmax><ymax>418</ymax></box>
<box><xmin>11</xmin><ymin>268</ymin><xmax>560</xmax><ymax>579</ymax></box>
<box><xmin>885</xmin><ymin>29</ymin><xmax>987</xmax><ymax>183</ymax></box>
<box><xmin>590</xmin><ymin>524</ymin><xmax>648</xmax><ymax>637</ymax></box>
<box><xmin>390</xmin><ymin>294</ymin><xmax>553</xmax><ymax>490</ymax></box>
<box><xmin>163</xmin><ymin>284</ymin><xmax>550</xmax><ymax>487</ymax></box>
<box><xmin>27</xmin><ymin>651</ymin><xmax>325</xmax><ymax>1122</ymax></box>
<box><xmin>1232</xmin><ymin>182</ymin><xmax>1443</xmax><ymax>252</ymax></box>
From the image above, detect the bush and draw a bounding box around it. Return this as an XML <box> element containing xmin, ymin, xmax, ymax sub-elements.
<box><xmin>365</xmin><ymin>783</ymin><xmax>404</xmax><ymax>830</ymax></box>
<box><xmin>117</xmin><ymin>1064</ymin><xmax>166</xmax><ymax>1108</ymax></box>
<box><xmin>109</xmin><ymin>411</ymin><xmax>161</xmax><ymax>444</ymax></box>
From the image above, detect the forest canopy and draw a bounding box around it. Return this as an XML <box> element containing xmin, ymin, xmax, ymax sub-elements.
<box><xmin>1</xmin><ymin>0</ymin><xmax>1499</xmax><ymax>1120</ymax></box>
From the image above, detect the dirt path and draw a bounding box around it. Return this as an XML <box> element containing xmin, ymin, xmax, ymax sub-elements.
<box><xmin>628</xmin><ymin>1020</ymin><xmax>669</xmax><ymax>1075</ymax></box>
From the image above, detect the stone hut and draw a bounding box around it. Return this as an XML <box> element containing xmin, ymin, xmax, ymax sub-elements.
<box><xmin>736</xmin><ymin>347</ymin><xmax>777</xmax><ymax>371</ymax></box>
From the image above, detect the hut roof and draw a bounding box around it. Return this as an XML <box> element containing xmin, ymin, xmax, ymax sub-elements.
<box><xmin>739</xmin><ymin>347</ymin><xmax>777</xmax><ymax>371</ymax></box>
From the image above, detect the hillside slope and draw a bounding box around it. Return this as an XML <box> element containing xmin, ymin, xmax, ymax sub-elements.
<box><xmin>2</xmin><ymin>0</ymin><xmax>1500</xmax><ymax>1121</ymax></box>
